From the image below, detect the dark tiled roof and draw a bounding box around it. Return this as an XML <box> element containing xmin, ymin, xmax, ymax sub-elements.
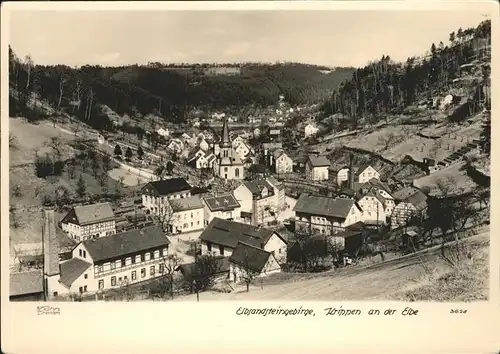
<box><xmin>203</xmin><ymin>194</ymin><xmax>241</xmax><ymax>212</ymax></box>
<box><xmin>59</xmin><ymin>258</ymin><xmax>92</xmax><ymax>288</ymax></box>
<box><xmin>244</xmin><ymin>179</ymin><xmax>274</xmax><ymax>196</ymax></box>
<box><xmin>62</xmin><ymin>202</ymin><xmax>115</xmax><ymax>226</ymax></box>
<box><xmin>307</xmin><ymin>155</ymin><xmax>330</xmax><ymax>167</ymax></box>
<box><xmin>266</xmin><ymin>176</ymin><xmax>285</xmax><ymax>191</ymax></box>
<box><xmin>293</xmin><ymin>194</ymin><xmax>356</xmax><ymax>219</ymax></box>
<box><xmin>143</xmin><ymin>178</ymin><xmax>192</xmax><ymax>196</ymax></box>
<box><xmin>229</xmin><ymin>242</ymin><xmax>273</xmax><ymax>273</ymax></box>
<box><xmin>10</xmin><ymin>270</ymin><xmax>43</xmax><ymax>296</ymax></box>
<box><xmin>200</xmin><ymin>218</ymin><xmax>286</xmax><ymax>249</ymax></box>
<box><xmin>82</xmin><ymin>225</ymin><xmax>170</xmax><ymax>263</ymax></box>
<box><xmin>176</xmin><ymin>256</ymin><xmax>230</xmax><ymax>278</ymax></box>
<box><xmin>248</xmin><ymin>164</ymin><xmax>270</xmax><ymax>174</ymax></box>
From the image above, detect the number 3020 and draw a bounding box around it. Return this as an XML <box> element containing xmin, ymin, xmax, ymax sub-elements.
<box><xmin>450</xmin><ymin>309</ymin><xmax>467</xmax><ymax>314</ymax></box>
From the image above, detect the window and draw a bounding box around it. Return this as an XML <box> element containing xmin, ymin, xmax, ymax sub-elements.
<box><xmin>84</xmin><ymin>274</ymin><xmax>88</xmax><ymax>279</ymax></box>
<box><xmin>118</xmin><ymin>277</ymin><xmax>122</xmax><ymax>282</ymax></box>
<box><xmin>159</xmin><ymin>264</ymin><xmax>164</xmax><ymax>273</ymax></box>
<box><xmin>115</xmin><ymin>260</ymin><xmax>121</xmax><ymax>269</ymax></box>
<box><xmin>132</xmin><ymin>271</ymin><xmax>137</xmax><ymax>281</ymax></box>
<box><xmin>145</xmin><ymin>252</ymin><xmax>151</xmax><ymax>261</ymax></box>
<box><xmin>111</xmin><ymin>276</ymin><xmax>116</xmax><ymax>286</ymax></box>
<box><xmin>53</xmin><ymin>292</ymin><xmax>58</xmax><ymax>297</ymax></box>
<box><xmin>191</xmin><ymin>213</ymin><xmax>193</xmax><ymax>219</ymax></box>
<box><xmin>131</xmin><ymin>256</ymin><xmax>136</xmax><ymax>265</ymax></box>
<box><xmin>219</xmin><ymin>245</ymin><xmax>224</xmax><ymax>255</ymax></box>
<box><xmin>83</xmin><ymin>250</ymin><xmax>86</xmax><ymax>258</ymax></box>
<box><xmin>98</xmin><ymin>280</ymin><xmax>104</xmax><ymax>289</ymax></box>
<box><xmin>79</xmin><ymin>286</ymin><xmax>83</xmax><ymax>293</ymax></box>
<box><xmin>141</xmin><ymin>254</ymin><xmax>145</xmax><ymax>262</ymax></box>
<box><xmin>235</xmin><ymin>168</ymin><xmax>240</xmax><ymax>177</ymax></box>
<box><xmin>162</xmin><ymin>248</ymin><xmax>168</xmax><ymax>257</ymax></box>
<box><xmin>121</xmin><ymin>259</ymin><xmax>126</xmax><ymax>267</ymax></box>
<box><xmin>150</xmin><ymin>266</ymin><xmax>155</xmax><ymax>276</ymax></box>
<box><xmin>79</xmin><ymin>249</ymin><xmax>82</xmax><ymax>257</ymax></box>
<box><xmin>207</xmin><ymin>242</ymin><xmax>212</xmax><ymax>252</ymax></box>
<box><xmin>154</xmin><ymin>250</ymin><xmax>160</xmax><ymax>259</ymax></box>
<box><xmin>141</xmin><ymin>268</ymin><xmax>146</xmax><ymax>278</ymax></box>
<box><xmin>84</xmin><ymin>285</ymin><xmax>87</xmax><ymax>292</ymax></box>
<box><xmin>224</xmin><ymin>167</ymin><xmax>228</xmax><ymax>172</ymax></box>
<box><xmin>111</xmin><ymin>262</ymin><xmax>116</xmax><ymax>270</ymax></box>
<box><xmin>135</xmin><ymin>255</ymin><xmax>141</xmax><ymax>264</ymax></box>
<box><xmin>98</xmin><ymin>265</ymin><xmax>103</xmax><ymax>273</ymax></box>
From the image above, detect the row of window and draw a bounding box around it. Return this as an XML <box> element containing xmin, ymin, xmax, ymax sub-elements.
<box><xmin>144</xmin><ymin>193</ymin><xmax>190</xmax><ymax>204</ymax></box>
<box><xmin>94</xmin><ymin>248</ymin><xmax>168</xmax><ymax>274</ymax></box>
<box><xmin>99</xmin><ymin>264</ymin><xmax>165</xmax><ymax>289</ymax></box>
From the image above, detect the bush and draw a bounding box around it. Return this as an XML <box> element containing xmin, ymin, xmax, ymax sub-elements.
<box><xmin>34</xmin><ymin>155</ymin><xmax>65</xmax><ymax>178</ymax></box>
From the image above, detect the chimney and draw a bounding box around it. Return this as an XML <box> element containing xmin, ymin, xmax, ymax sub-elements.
<box><xmin>348</xmin><ymin>154</ymin><xmax>355</xmax><ymax>191</ymax></box>
<box><xmin>43</xmin><ymin>209</ymin><xmax>60</xmax><ymax>277</ymax></box>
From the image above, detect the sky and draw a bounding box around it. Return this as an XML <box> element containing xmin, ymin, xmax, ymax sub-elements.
<box><xmin>9</xmin><ymin>9</ymin><xmax>490</xmax><ymax>68</ymax></box>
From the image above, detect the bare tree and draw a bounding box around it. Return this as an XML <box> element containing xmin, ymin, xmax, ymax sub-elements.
<box><xmin>158</xmin><ymin>254</ymin><xmax>183</xmax><ymax>299</ymax></box>
<box><xmin>9</xmin><ymin>133</ymin><xmax>18</xmax><ymax>150</ymax></box>
<box><xmin>237</xmin><ymin>251</ymin><xmax>259</xmax><ymax>292</ymax></box>
<box><xmin>187</xmin><ymin>253</ymin><xmax>222</xmax><ymax>301</ymax></box>
<box><xmin>24</xmin><ymin>54</ymin><xmax>33</xmax><ymax>90</ymax></box>
<box><xmin>152</xmin><ymin>200</ymin><xmax>180</xmax><ymax>235</ymax></box>
<box><xmin>96</xmin><ymin>172</ymin><xmax>109</xmax><ymax>193</ymax></box>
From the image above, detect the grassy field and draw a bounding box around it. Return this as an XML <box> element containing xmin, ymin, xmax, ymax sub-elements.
<box><xmin>108</xmin><ymin>167</ymin><xmax>151</xmax><ymax>186</ymax></box>
<box><xmin>9</xmin><ymin>117</ymin><xmax>131</xmax><ymax>246</ymax></box>
<box><xmin>169</xmin><ymin>231</ymin><xmax>488</xmax><ymax>301</ymax></box>
<box><xmin>412</xmin><ymin>162</ymin><xmax>478</xmax><ymax>195</ymax></box>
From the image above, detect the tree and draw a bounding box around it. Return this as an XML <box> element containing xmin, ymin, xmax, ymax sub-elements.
<box><xmin>155</xmin><ymin>254</ymin><xmax>183</xmax><ymax>299</ymax></box>
<box><xmin>9</xmin><ymin>133</ymin><xmax>18</xmax><ymax>150</ymax></box>
<box><xmin>114</xmin><ymin>144</ymin><xmax>123</xmax><ymax>159</ymax></box>
<box><xmin>449</xmin><ymin>31</ymin><xmax>456</xmax><ymax>44</ymax></box>
<box><xmin>96</xmin><ymin>172</ymin><xmax>109</xmax><ymax>193</ymax></box>
<box><xmin>125</xmin><ymin>147</ymin><xmax>133</xmax><ymax>161</ymax></box>
<box><xmin>137</xmin><ymin>146</ymin><xmax>144</xmax><ymax>160</ymax></box>
<box><xmin>67</xmin><ymin>158</ymin><xmax>77</xmax><ymax>179</ymax></box>
<box><xmin>165</xmin><ymin>160</ymin><xmax>175</xmax><ymax>175</ymax></box>
<box><xmin>187</xmin><ymin>253</ymin><xmax>222</xmax><ymax>301</ymax></box>
<box><xmin>76</xmin><ymin>174</ymin><xmax>87</xmax><ymax>197</ymax></box>
<box><xmin>101</xmin><ymin>155</ymin><xmax>112</xmax><ymax>174</ymax></box>
<box><xmin>91</xmin><ymin>154</ymin><xmax>102</xmax><ymax>179</ymax></box>
<box><xmin>152</xmin><ymin>200</ymin><xmax>180</xmax><ymax>235</ymax></box>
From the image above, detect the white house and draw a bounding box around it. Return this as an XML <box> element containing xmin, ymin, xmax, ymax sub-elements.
<box><xmin>233</xmin><ymin>179</ymin><xmax>277</xmax><ymax>226</ymax></box>
<box><xmin>202</xmin><ymin>193</ymin><xmax>241</xmax><ymax>225</ymax></box>
<box><xmin>199</xmin><ymin>218</ymin><xmax>287</xmax><ymax>264</ymax></box>
<box><xmin>198</xmin><ymin>138</ymin><xmax>209</xmax><ymax>151</ymax></box>
<box><xmin>304</xmin><ymin>123</ymin><xmax>319</xmax><ymax>138</ymax></box>
<box><xmin>305</xmin><ymin>155</ymin><xmax>330</xmax><ymax>181</ymax></box>
<box><xmin>273</xmin><ymin>150</ymin><xmax>293</xmax><ymax>174</ymax></box>
<box><xmin>229</xmin><ymin>242</ymin><xmax>282</xmax><ymax>283</ymax></box>
<box><xmin>266</xmin><ymin>176</ymin><xmax>286</xmax><ymax>212</ymax></box>
<box><xmin>391</xmin><ymin>188</ymin><xmax>428</xmax><ymax>229</ymax></box>
<box><xmin>336</xmin><ymin>167</ymin><xmax>350</xmax><ymax>187</ymax></box>
<box><xmin>356</xmin><ymin>165</ymin><xmax>381</xmax><ymax>184</ymax></box>
<box><xmin>60</xmin><ymin>203</ymin><xmax>116</xmax><ymax>242</ymax></box>
<box><xmin>169</xmin><ymin>196</ymin><xmax>205</xmax><ymax>233</ymax></box>
<box><xmin>44</xmin><ymin>223</ymin><xmax>171</xmax><ymax>299</ymax></box>
<box><xmin>157</xmin><ymin>128</ymin><xmax>170</xmax><ymax>137</ymax></box>
<box><xmin>141</xmin><ymin>177</ymin><xmax>192</xmax><ymax>215</ymax></box>
<box><xmin>232</xmin><ymin>135</ymin><xmax>246</xmax><ymax>148</ymax></box>
<box><xmin>293</xmin><ymin>193</ymin><xmax>363</xmax><ymax>235</ymax></box>
<box><xmin>234</xmin><ymin>142</ymin><xmax>252</xmax><ymax>161</ymax></box>
<box><xmin>167</xmin><ymin>139</ymin><xmax>184</xmax><ymax>153</ymax></box>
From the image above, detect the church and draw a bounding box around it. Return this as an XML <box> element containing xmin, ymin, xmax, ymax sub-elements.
<box><xmin>214</xmin><ymin>117</ymin><xmax>245</xmax><ymax>180</ymax></box>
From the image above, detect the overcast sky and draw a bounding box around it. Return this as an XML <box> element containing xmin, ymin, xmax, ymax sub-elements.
<box><xmin>9</xmin><ymin>10</ymin><xmax>489</xmax><ymax>68</ymax></box>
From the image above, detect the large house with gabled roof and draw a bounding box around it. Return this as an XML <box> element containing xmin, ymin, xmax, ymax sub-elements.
<box><xmin>229</xmin><ymin>241</ymin><xmax>282</xmax><ymax>283</ymax></box>
<box><xmin>46</xmin><ymin>225</ymin><xmax>171</xmax><ymax>297</ymax></box>
<box><xmin>305</xmin><ymin>155</ymin><xmax>330</xmax><ymax>181</ymax></box>
<box><xmin>60</xmin><ymin>202</ymin><xmax>116</xmax><ymax>241</ymax></box>
<box><xmin>293</xmin><ymin>193</ymin><xmax>363</xmax><ymax>235</ymax></box>
<box><xmin>233</xmin><ymin>179</ymin><xmax>277</xmax><ymax>226</ymax></box>
<box><xmin>199</xmin><ymin>218</ymin><xmax>287</xmax><ymax>264</ymax></box>
<box><xmin>141</xmin><ymin>177</ymin><xmax>192</xmax><ymax>214</ymax></box>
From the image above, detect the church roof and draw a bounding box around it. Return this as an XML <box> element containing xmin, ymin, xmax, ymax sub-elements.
<box><xmin>221</xmin><ymin>117</ymin><xmax>231</xmax><ymax>146</ymax></box>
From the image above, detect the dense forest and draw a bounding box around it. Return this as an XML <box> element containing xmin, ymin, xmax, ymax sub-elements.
<box><xmin>320</xmin><ymin>20</ymin><xmax>491</xmax><ymax>125</ymax></box>
<box><xmin>8</xmin><ymin>48</ymin><xmax>353</xmax><ymax>131</ymax></box>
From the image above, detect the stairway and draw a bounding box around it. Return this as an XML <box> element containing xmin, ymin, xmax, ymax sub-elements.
<box><xmin>441</xmin><ymin>142</ymin><xmax>479</xmax><ymax>166</ymax></box>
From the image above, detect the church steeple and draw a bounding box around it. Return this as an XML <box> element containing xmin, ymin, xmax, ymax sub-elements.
<box><xmin>221</xmin><ymin>117</ymin><xmax>231</xmax><ymax>148</ymax></box>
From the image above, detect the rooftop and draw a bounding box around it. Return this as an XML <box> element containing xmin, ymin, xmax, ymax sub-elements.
<box><xmin>171</xmin><ymin>195</ymin><xmax>204</xmax><ymax>212</ymax></box>
<box><xmin>62</xmin><ymin>202</ymin><xmax>115</xmax><ymax>226</ymax></box>
<box><xmin>59</xmin><ymin>258</ymin><xmax>92</xmax><ymax>288</ymax></box>
<box><xmin>10</xmin><ymin>270</ymin><xmax>43</xmax><ymax>297</ymax></box>
<box><xmin>81</xmin><ymin>225</ymin><xmax>170</xmax><ymax>263</ymax></box>
<box><xmin>142</xmin><ymin>178</ymin><xmax>192</xmax><ymax>196</ymax></box>
<box><xmin>203</xmin><ymin>194</ymin><xmax>241</xmax><ymax>212</ymax></box>
<box><xmin>200</xmin><ymin>218</ymin><xmax>285</xmax><ymax>249</ymax></box>
<box><xmin>229</xmin><ymin>242</ymin><xmax>274</xmax><ymax>273</ymax></box>
<box><xmin>294</xmin><ymin>193</ymin><xmax>357</xmax><ymax>219</ymax></box>
<box><xmin>307</xmin><ymin>155</ymin><xmax>330</xmax><ymax>168</ymax></box>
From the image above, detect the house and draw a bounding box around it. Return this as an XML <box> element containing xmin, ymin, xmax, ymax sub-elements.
<box><xmin>234</xmin><ymin>141</ymin><xmax>252</xmax><ymax>161</ymax></box>
<box><xmin>305</xmin><ymin>155</ymin><xmax>330</xmax><ymax>181</ymax></box>
<box><xmin>97</xmin><ymin>134</ymin><xmax>106</xmax><ymax>145</ymax></box>
<box><xmin>198</xmin><ymin>138</ymin><xmax>210</xmax><ymax>151</ymax></box>
<box><xmin>142</xmin><ymin>177</ymin><xmax>192</xmax><ymax>214</ymax></box>
<box><xmin>167</xmin><ymin>195</ymin><xmax>204</xmax><ymax>234</ymax></box>
<box><xmin>167</xmin><ymin>138</ymin><xmax>184</xmax><ymax>153</ymax></box>
<box><xmin>262</xmin><ymin>142</ymin><xmax>283</xmax><ymax>166</ymax></box>
<box><xmin>181</xmin><ymin>132</ymin><xmax>192</xmax><ymax>142</ymax></box>
<box><xmin>176</xmin><ymin>256</ymin><xmax>230</xmax><ymax>283</ymax></box>
<box><xmin>266</xmin><ymin>176</ymin><xmax>286</xmax><ymax>212</ymax></box>
<box><xmin>229</xmin><ymin>242</ymin><xmax>282</xmax><ymax>282</ymax></box>
<box><xmin>356</xmin><ymin>164</ymin><xmax>380</xmax><ymax>184</ymax></box>
<box><xmin>46</xmin><ymin>225</ymin><xmax>171</xmax><ymax>297</ymax></box>
<box><xmin>60</xmin><ymin>203</ymin><xmax>116</xmax><ymax>242</ymax></box>
<box><xmin>10</xmin><ymin>270</ymin><xmax>44</xmax><ymax>301</ymax></box>
<box><xmin>390</xmin><ymin>187</ymin><xmax>428</xmax><ymax>229</ymax></box>
<box><xmin>190</xmin><ymin>150</ymin><xmax>216</xmax><ymax>170</ymax></box>
<box><xmin>157</xmin><ymin>128</ymin><xmax>170</xmax><ymax>137</ymax></box>
<box><xmin>202</xmin><ymin>193</ymin><xmax>241</xmax><ymax>226</ymax></box>
<box><xmin>273</xmin><ymin>150</ymin><xmax>293</xmax><ymax>174</ymax></box>
<box><xmin>354</xmin><ymin>179</ymin><xmax>395</xmax><ymax>224</ymax></box>
<box><xmin>269</xmin><ymin>129</ymin><xmax>281</xmax><ymax>139</ymax></box>
<box><xmin>336</xmin><ymin>166</ymin><xmax>350</xmax><ymax>187</ymax></box>
<box><xmin>287</xmin><ymin>234</ymin><xmax>345</xmax><ymax>264</ymax></box>
<box><xmin>293</xmin><ymin>193</ymin><xmax>363</xmax><ymax>235</ymax></box>
<box><xmin>214</xmin><ymin>117</ymin><xmax>245</xmax><ymax>180</ymax></box>
<box><xmin>253</xmin><ymin>127</ymin><xmax>261</xmax><ymax>137</ymax></box>
<box><xmin>199</xmin><ymin>218</ymin><xmax>287</xmax><ymax>264</ymax></box>
<box><xmin>233</xmin><ymin>179</ymin><xmax>277</xmax><ymax>226</ymax></box>
<box><xmin>304</xmin><ymin>123</ymin><xmax>319</xmax><ymax>138</ymax></box>
<box><xmin>247</xmin><ymin>164</ymin><xmax>271</xmax><ymax>179</ymax></box>
<box><xmin>232</xmin><ymin>135</ymin><xmax>246</xmax><ymax>148</ymax></box>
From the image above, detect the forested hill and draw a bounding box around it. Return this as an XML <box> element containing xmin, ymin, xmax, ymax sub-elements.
<box><xmin>8</xmin><ymin>51</ymin><xmax>354</xmax><ymax>131</ymax></box>
<box><xmin>320</xmin><ymin>19</ymin><xmax>491</xmax><ymax>125</ymax></box>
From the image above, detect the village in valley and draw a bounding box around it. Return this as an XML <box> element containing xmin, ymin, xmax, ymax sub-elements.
<box><xmin>8</xmin><ymin>16</ymin><xmax>491</xmax><ymax>302</ymax></box>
